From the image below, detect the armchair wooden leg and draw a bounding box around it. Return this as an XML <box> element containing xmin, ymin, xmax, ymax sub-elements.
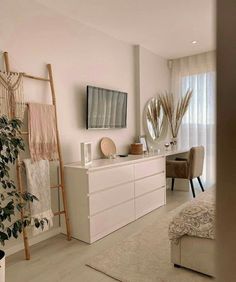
<box><xmin>171</xmin><ymin>178</ymin><xmax>175</xmax><ymax>191</ymax></box>
<box><xmin>197</xmin><ymin>177</ymin><xmax>205</xmax><ymax>192</ymax></box>
<box><xmin>189</xmin><ymin>179</ymin><xmax>196</xmax><ymax>198</ymax></box>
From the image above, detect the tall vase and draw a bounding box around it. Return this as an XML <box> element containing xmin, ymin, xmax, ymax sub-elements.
<box><xmin>0</xmin><ymin>250</ymin><xmax>5</xmax><ymax>282</ymax></box>
<box><xmin>170</xmin><ymin>137</ymin><xmax>178</xmax><ymax>150</ymax></box>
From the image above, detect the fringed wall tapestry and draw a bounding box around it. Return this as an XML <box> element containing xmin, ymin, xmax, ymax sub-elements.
<box><xmin>0</xmin><ymin>72</ymin><xmax>25</xmax><ymax>120</ymax></box>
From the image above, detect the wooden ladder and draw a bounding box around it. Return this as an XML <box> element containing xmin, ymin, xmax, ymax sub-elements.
<box><xmin>2</xmin><ymin>52</ymin><xmax>71</xmax><ymax>260</ymax></box>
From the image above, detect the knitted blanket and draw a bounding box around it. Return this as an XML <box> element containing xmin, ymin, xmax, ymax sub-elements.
<box><xmin>169</xmin><ymin>189</ymin><xmax>215</xmax><ymax>242</ymax></box>
<box><xmin>23</xmin><ymin>159</ymin><xmax>54</xmax><ymax>235</ymax></box>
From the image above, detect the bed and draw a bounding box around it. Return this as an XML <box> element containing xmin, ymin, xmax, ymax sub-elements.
<box><xmin>169</xmin><ymin>189</ymin><xmax>216</xmax><ymax>276</ymax></box>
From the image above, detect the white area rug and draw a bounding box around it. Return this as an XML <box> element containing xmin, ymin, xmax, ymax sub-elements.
<box><xmin>86</xmin><ymin>203</ymin><xmax>215</xmax><ymax>282</ymax></box>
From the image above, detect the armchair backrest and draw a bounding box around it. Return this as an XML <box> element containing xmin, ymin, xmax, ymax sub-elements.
<box><xmin>188</xmin><ymin>146</ymin><xmax>205</xmax><ymax>179</ymax></box>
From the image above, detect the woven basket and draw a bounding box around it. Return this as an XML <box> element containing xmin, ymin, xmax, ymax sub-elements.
<box><xmin>130</xmin><ymin>143</ymin><xmax>143</xmax><ymax>155</ymax></box>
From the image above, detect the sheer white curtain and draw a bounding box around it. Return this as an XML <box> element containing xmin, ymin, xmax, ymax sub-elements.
<box><xmin>171</xmin><ymin>51</ymin><xmax>216</xmax><ymax>187</ymax></box>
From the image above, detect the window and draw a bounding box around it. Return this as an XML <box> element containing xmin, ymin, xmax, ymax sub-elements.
<box><xmin>179</xmin><ymin>71</ymin><xmax>216</xmax><ymax>186</ymax></box>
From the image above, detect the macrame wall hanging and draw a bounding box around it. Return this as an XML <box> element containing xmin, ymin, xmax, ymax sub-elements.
<box><xmin>0</xmin><ymin>71</ymin><xmax>25</xmax><ymax>120</ymax></box>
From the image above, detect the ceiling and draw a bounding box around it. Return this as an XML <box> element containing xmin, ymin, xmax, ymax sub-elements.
<box><xmin>36</xmin><ymin>0</ymin><xmax>215</xmax><ymax>59</ymax></box>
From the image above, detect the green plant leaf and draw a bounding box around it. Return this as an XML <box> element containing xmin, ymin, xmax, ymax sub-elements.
<box><xmin>0</xmin><ymin>231</ymin><xmax>8</xmax><ymax>241</ymax></box>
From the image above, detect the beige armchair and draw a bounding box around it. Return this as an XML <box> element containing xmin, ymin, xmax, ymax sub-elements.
<box><xmin>166</xmin><ymin>146</ymin><xmax>205</xmax><ymax>197</ymax></box>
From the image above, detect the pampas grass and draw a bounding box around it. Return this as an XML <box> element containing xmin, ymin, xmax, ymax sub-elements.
<box><xmin>146</xmin><ymin>98</ymin><xmax>164</xmax><ymax>139</ymax></box>
<box><xmin>159</xmin><ymin>90</ymin><xmax>192</xmax><ymax>138</ymax></box>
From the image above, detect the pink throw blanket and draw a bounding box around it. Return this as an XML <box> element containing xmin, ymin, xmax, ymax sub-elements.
<box><xmin>28</xmin><ymin>103</ymin><xmax>59</xmax><ymax>161</ymax></box>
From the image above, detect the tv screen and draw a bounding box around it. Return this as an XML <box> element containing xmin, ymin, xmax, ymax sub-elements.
<box><xmin>86</xmin><ymin>86</ymin><xmax>127</xmax><ymax>129</ymax></box>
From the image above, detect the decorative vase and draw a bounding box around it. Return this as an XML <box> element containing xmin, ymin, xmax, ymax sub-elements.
<box><xmin>81</xmin><ymin>142</ymin><xmax>92</xmax><ymax>166</ymax></box>
<box><xmin>0</xmin><ymin>250</ymin><xmax>5</xmax><ymax>282</ymax></box>
<box><xmin>170</xmin><ymin>137</ymin><xmax>178</xmax><ymax>150</ymax></box>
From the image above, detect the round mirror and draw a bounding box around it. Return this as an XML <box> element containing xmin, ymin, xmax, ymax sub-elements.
<box><xmin>144</xmin><ymin>97</ymin><xmax>167</xmax><ymax>142</ymax></box>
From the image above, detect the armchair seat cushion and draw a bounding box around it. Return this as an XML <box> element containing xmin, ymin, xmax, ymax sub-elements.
<box><xmin>166</xmin><ymin>160</ymin><xmax>188</xmax><ymax>179</ymax></box>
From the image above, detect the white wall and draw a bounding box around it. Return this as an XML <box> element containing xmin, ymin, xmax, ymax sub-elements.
<box><xmin>136</xmin><ymin>46</ymin><xmax>170</xmax><ymax>146</ymax></box>
<box><xmin>0</xmin><ymin>0</ymin><xmax>136</xmax><ymax>162</ymax></box>
<box><xmin>0</xmin><ymin>0</ymin><xmax>170</xmax><ymax>254</ymax></box>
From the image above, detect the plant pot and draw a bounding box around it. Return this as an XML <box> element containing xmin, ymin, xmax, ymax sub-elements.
<box><xmin>0</xmin><ymin>250</ymin><xmax>5</xmax><ymax>282</ymax></box>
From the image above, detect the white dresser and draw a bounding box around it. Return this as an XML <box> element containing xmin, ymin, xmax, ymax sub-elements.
<box><xmin>64</xmin><ymin>154</ymin><xmax>166</xmax><ymax>243</ymax></box>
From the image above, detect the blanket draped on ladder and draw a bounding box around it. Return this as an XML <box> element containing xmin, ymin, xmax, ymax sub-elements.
<box><xmin>23</xmin><ymin>159</ymin><xmax>54</xmax><ymax>235</ymax></box>
<box><xmin>28</xmin><ymin>103</ymin><xmax>59</xmax><ymax>161</ymax></box>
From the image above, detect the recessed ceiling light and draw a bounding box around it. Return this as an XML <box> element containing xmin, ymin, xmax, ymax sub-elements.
<box><xmin>192</xmin><ymin>40</ymin><xmax>197</xmax><ymax>44</ymax></box>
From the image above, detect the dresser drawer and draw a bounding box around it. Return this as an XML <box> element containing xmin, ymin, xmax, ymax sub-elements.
<box><xmin>88</xmin><ymin>164</ymin><xmax>134</xmax><ymax>193</ymax></box>
<box><xmin>90</xmin><ymin>199</ymin><xmax>135</xmax><ymax>242</ymax></box>
<box><xmin>135</xmin><ymin>173</ymin><xmax>165</xmax><ymax>197</ymax></box>
<box><xmin>89</xmin><ymin>182</ymin><xmax>134</xmax><ymax>215</ymax></box>
<box><xmin>134</xmin><ymin>157</ymin><xmax>165</xmax><ymax>180</ymax></box>
<box><xmin>135</xmin><ymin>188</ymin><xmax>165</xmax><ymax>219</ymax></box>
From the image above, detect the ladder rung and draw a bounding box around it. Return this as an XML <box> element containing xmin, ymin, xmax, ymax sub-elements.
<box><xmin>50</xmin><ymin>184</ymin><xmax>62</xmax><ymax>189</ymax></box>
<box><xmin>0</xmin><ymin>70</ymin><xmax>50</xmax><ymax>82</ymax></box>
<box><xmin>0</xmin><ymin>70</ymin><xmax>19</xmax><ymax>75</ymax></box>
<box><xmin>23</xmin><ymin>73</ymin><xmax>50</xmax><ymax>82</ymax></box>
<box><xmin>54</xmin><ymin>211</ymin><xmax>65</xmax><ymax>216</ymax></box>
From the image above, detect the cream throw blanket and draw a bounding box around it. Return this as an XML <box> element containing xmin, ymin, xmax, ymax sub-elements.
<box><xmin>23</xmin><ymin>159</ymin><xmax>54</xmax><ymax>235</ymax></box>
<box><xmin>28</xmin><ymin>103</ymin><xmax>59</xmax><ymax>161</ymax></box>
<box><xmin>169</xmin><ymin>189</ymin><xmax>215</xmax><ymax>243</ymax></box>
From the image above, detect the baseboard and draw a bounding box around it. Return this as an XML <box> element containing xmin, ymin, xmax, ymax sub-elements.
<box><xmin>5</xmin><ymin>227</ymin><xmax>62</xmax><ymax>257</ymax></box>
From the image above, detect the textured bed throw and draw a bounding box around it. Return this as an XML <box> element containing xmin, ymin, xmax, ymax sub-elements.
<box><xmin>169</xmin><ymin>189</ymin><xmax>215</xmax><ymax>242</ymax></box>
<box><xmin>23</xmin><ymin>159</ymin><xmax>54</xmax><ymax>235</ymax></box>
<box><xmin>28</xmin><ymin>103</ymin><xmax>59</xmax><ymax>161</ymax></box>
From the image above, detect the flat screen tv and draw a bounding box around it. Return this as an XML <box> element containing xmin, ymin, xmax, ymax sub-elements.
<box><xmin>86</xmin><ymin>86</ymin><xmax>127</xmax><ymax>129</ymax></box>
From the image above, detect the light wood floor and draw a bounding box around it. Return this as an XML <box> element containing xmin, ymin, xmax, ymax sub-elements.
<box><xmin>6</xmin><ymin>190</ymin><xmax>194</xmax><ymax>282</ymax></box>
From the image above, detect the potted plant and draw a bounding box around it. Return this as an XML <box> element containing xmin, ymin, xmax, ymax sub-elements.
<box><xmin>0</xmin><ymin>116</ymin><xmax>47</xmax><ymax>281</ymax></box>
